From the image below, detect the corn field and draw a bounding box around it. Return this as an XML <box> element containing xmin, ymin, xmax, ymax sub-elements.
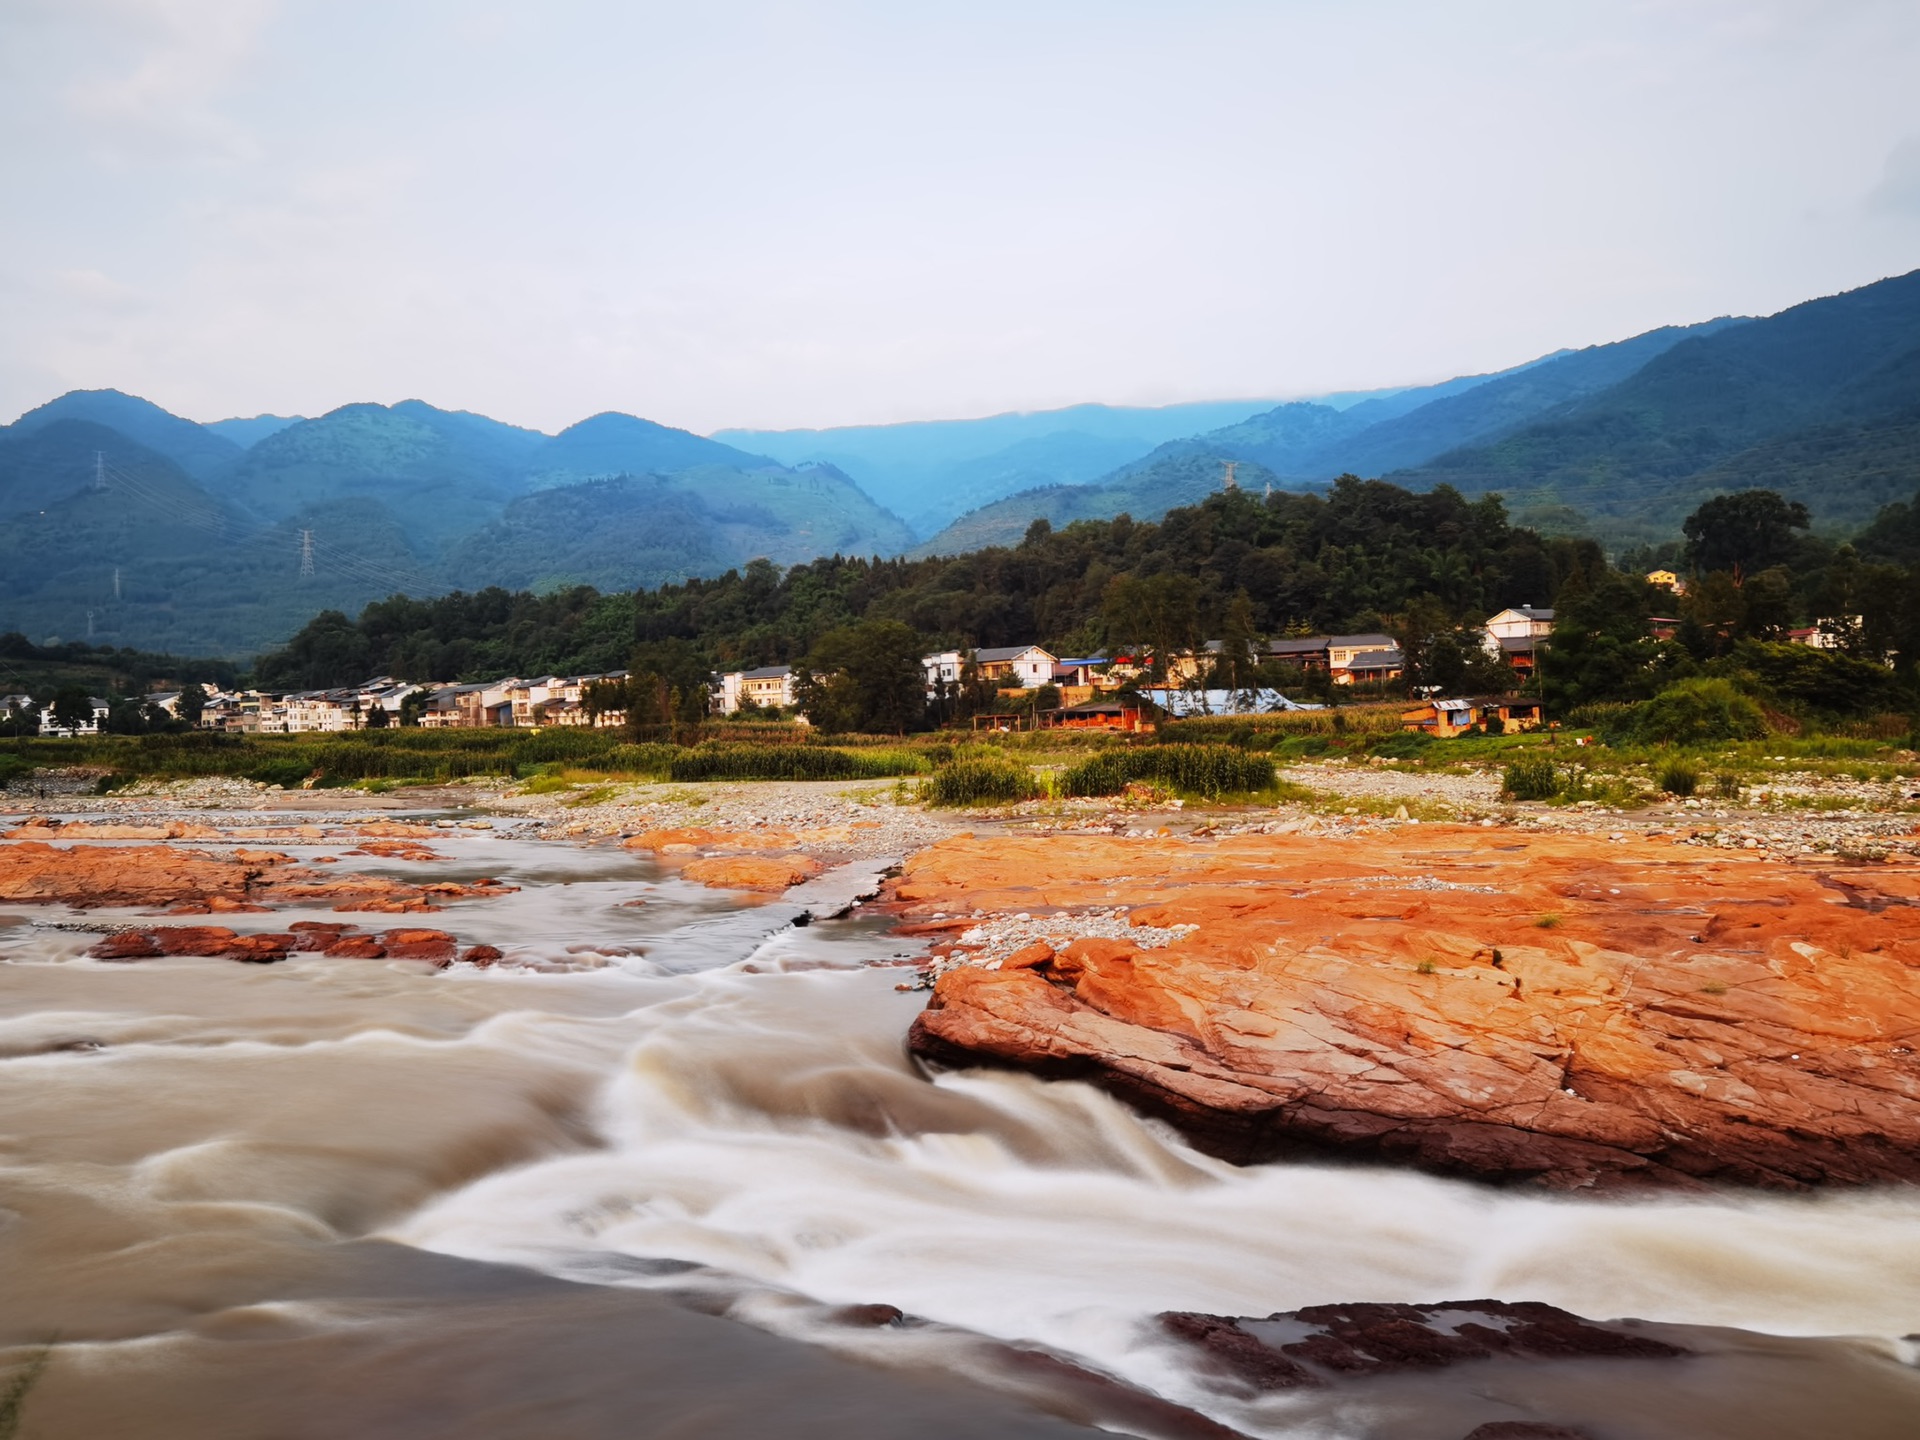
<box><xmin>922</xmin><ymin>756</ymin><xmax>1044</xmax><ymax>807</ymax></box>
<box><xmin>1061</xmin><ymin>744</ymin><xmax>1276</xmax><ymax>798</ymax></box>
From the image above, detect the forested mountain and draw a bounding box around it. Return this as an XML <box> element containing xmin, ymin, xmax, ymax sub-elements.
<box><xmin>524</xmin><ymin>413</ymin><xmax>772</xmax><ymax>489</ymax></box>
<box><xmin>0</xmin><ymin>395</ymin><xmax>913</xmax><ymax>656</ymax></box>
<box><xmin>208</xmin><ymin>401</ymin><xmax>550</xmax><ymax>546</ymax></box>
<box><xmin>1289</xmin><ymin>317</ymin><xmax>1749</xmax><ymax>481</ymax></box>
<box><xmin>916</xmin><ymin>275</ymin><xmax>1916</xmax><ymax>551</ymax></box>
<box><xmin>445</xmin><ymin>466</ymin><xmax>912</xmax><ymax>592</ymax></box>
<box><xmin>1399</xmin><ymin>268</ymin><xmax>1920</xmax><ymax>535</ymax></box>
<box><xmin>915</xmin><ymin>451</ymin><xmax>1286</xmax><ymax>555</ymax></box>
<box><xmin>8</xmin><ymin>389</ymin><xmax>242</xmax><ymax>483</ymax></box>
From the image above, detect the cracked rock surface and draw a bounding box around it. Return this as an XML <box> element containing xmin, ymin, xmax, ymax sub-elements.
<box><xmin>896</xmin><ymin>827</ymin><xmax>1920</xmax><ymax>1189</ymax></box>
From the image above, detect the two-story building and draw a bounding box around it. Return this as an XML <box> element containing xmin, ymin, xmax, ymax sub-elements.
<box><xmin>971</xmin><ymin>644</ymin><xmax>1057</xmax><ymax>689</ymax></box>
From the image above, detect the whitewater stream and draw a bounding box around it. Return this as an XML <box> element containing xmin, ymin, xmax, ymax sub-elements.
<box><xmin>2</xmin><ymin>819</ymin><xmax>1918</xmax><ymax>1438</ymax></box>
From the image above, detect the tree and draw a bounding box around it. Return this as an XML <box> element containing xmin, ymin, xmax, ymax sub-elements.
<box><xmin>50</xmin><ymin>686</ymin><xmax>96</xmax><ymax>733</ymax></box>
<box><xmin>1543</xmin><ymin>569</ymin><xmax>1662</xmax><ymax>712</ymax></box>
<box><xmin>176</xmin><ymin>683</ymin><xmax>208</xmax><ymax>728</ymax></box>
<box><xmin>1682</xmin><ymin>491</ymin><xmax>1810</xmax><ymax>579</ymax></box>
<box><xmin>0</xmin><ymin>697</ymin><xmax>40</xmax><ymax>738</ymax></box>
<box><xmin>799</xmin><ymin>620</ymin><xmax>926</xmax><ymax>733</ymax></box>
<box><xmin>1208</xmin><ymin>591</ymin><xmax>1263</xmax><ymax>693</ymax></box>
<box><xmin>1103</xmin><ymin>573</ymin><xmax>1200</xmax><ymax>679</ymax></box>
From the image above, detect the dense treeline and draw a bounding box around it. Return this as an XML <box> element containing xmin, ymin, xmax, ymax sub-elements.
<box><xmin>250</xmin><ymin>476</ymin><xmax>1920</xmax><ymax>734</ymax></box>
<box><xmin>259</xmin><ymin>479</ymin><xmax>1575</xmax><ymax>686</ymax></box>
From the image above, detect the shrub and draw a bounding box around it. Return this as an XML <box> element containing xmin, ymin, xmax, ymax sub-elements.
<box><xmin>1630</xmin><ymin>678</ymin><xmax>1768</xmax><ymax>746</ymax></box>
<box><xmin>1713</xmin><ymin>770</ymin><xmax>1743</xmax><ymax>799</ymax></box>
<box><xmin>1061</xmin><ymin>744</ymin><xmax>1276</xmax><ymax>799</ymax></box>
<box><xmin>922</xmin><ymin>757</ymin><xmax>1044</xmax><ymax>806</ymax></box>
<box><xmin>1656</xmin><ymin>757</ymin><xmax>1700</xmax><ymax>796</ymax></box>
<box><xmin>1502</xmin><ymin>754</ymin><xmax>1559</xmax><ymax>801</ymax></box>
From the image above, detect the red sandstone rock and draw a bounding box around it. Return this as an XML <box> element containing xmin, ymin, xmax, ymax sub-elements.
<box><xmin>458</xmin><ymin>944</ymin><xmax>504</xmax><ymax>967</ymax></box>
<box><xmin>87</xmin><ymin>920</ymin><xmax>466</xmax><ymax>966</ymax></box>
<box><xmin>681</xmin><ymin>854</ymin><xmax>824</xmax><ymax>892</ymax></box>
<box><xmin>0</xmin><ymin>841</ymin><xmax>513</xmax><ymax>913</ymax></box>
<box><xmin>899</xmin><ymin>830</ymin><xmax>1920</xmax><ymax>1190</ymax></box>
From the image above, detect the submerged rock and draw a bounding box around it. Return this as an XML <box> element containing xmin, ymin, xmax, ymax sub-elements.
<box><xmin>899</xmin><ymin>829</ymin><xmax>1920</xmax><ymax>1189</ymax></box>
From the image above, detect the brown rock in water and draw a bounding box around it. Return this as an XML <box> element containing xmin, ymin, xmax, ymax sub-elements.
<box><xmin>1160</xmin><ymin>1300</ymin><xmax>1680</xmax><ymax>1396</ymax></box>
<box><xmin>0</xmin><ymin>841</ymin><xmax>513</xmax><ymax>913</ymax></box>
<box><xmin>899</xmin><ymin>830</ymin><xmax>1920</xmax><ymax>1189</ymax></box>
<box><xmin>1462</xmin><ymin>1425</ymin><xmax>1592</xmax><ymax>1440</ymax></box>
<box><xmin>458</xmin><ymin>944</ymin><xmax>504</xmax><ymax>967</ymax></box>
<box><xmin>88</xmin><ymin>922</ymin><xmax>464</xmax><ymax>966</ymax></box>
<box><xmin>681</xmin><ymin>854</ymin><xmax>824</xmax><ymax>892</ymax></box>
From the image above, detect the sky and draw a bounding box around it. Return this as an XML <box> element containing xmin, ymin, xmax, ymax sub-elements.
<box><xmin>2</xmin><ymin>0</ymin><xmax>1918</xmax><ymax>435</ymax></box>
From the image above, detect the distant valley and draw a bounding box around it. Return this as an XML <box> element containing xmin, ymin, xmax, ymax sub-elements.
<box><xmin>2</xmin><ymin>266</ymin><xmax>1915</xmax><ymax>658</ymax></box>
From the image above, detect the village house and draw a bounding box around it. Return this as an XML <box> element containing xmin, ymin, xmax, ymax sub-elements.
<box><xmin>1266</xmin><ymin>636</ymin><xmax>1332</xmax><ymax>672</ymax></box>
<box><xmin>1401</xmin><ymin>696</ymin><xmax>1545</xmax><ymax>738</ymax></box>
<box><xmin>1040</xmin><ymin>698</ymin><xmax>1150</xmax><ymax>732</ymax></box>
<box><xmin>35</xmin><ymin>696</ymin><xmax>111</xmax><ymax>736</ymax></box>
<box><xmin>970</xmin><ymin>644</ymin><xmax>1058</xmax><ymax>689</ymax></box>
<box><xmin>713</xmin><ymin>665</ymin><xmax>797</xmax><ymax>714</ymax></box>
<box><xmin>1482</xmin><ymin>606</ymin><xmax>1554</xmax><ymax>675</ymax></box>
<box><xmin>1646</xmin><ymin>569</ymin><xmax>1686</xmax><ymax>595</ymax></box>
<box><xmin>921</xmin><ymin>650</ymin><xmax>966</xmax><ymax>695</ymax></box>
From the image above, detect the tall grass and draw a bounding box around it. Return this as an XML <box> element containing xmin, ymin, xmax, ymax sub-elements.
<box><xmin>1161</xmin><ymin>704</ymin><xmax>1407</xmax><ymax>742</ymax></box>
<box><xmin>665</xmin><ymin>743</ymin><xmax>929</xmax><ymax>782</ymax></box>
<box><xmin>1061</xmin><ymin>744</ymin><xmax>1276</xmax><ymax>798</ymax></box>
<box><xmin>922</xmin><ymin>756</ymin><xmax>1044</xmax><ymax>806</ymax></box>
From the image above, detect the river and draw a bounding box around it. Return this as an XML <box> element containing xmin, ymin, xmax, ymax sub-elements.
<box><xmin>2</xmin><ymin>817</ymin><xmax>1917</xmax><ymax>1437</ymax></box>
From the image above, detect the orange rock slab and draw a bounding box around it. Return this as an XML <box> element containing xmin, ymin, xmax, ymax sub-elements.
<box><xmin>898</xmin><ymin>829</ymin><xmax>1920</xmax><ymax>1190</ymax></box>
<box><xmin>681</xmin><ymin>854</ymin><xmax>824</xmax><ymax>892</ymax></box>
<box><xmin>0</xmin><ymin>841</ymin><xmax>514</xmax><ymax>912</ymax></box>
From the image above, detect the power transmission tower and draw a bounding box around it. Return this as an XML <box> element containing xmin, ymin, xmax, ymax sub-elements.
<box><xmin>299</xmin><ymin>529</ymin><xmax>315</xmax><ymax>577</ymax></box>
<box><xmin>1221</xmin><ymin>460</ymin><xmax>1238</xmax><ymax>490</ymax></box>
<box><xmin>86</xmin><ymin>608</ymin><xmax>95</xmax><ymax>639</ymax></box>
<box><xmin>94</xmin><ymin>451</ymin><xmax>107</xmax><ymax>491</ymax></box>
<box><xmin>113</xmin><ymin>567</ymin><xmax>122</xmax><ymax>600</ymax></box>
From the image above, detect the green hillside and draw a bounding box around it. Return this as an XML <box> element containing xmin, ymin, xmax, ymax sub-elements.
<box><xmin>1399</xmin><ymin>268</ymin><xmax>1920</xmax><ymax>534</ymax></box>
<box><xmin>450</xmin><ymin>464</ymin><xmax>915</xmax><ymax>591</ymax></box>
<box><xmin>915</xmin><ymin>451</ymin><xmax>1280</xmax><ymax>555</ymax></box>
<box><xmin>209</xmin><ymin>400</ymin><xmax>548</xmax><ymax>546</ymax></box>
<box><xmin>8</xmin><ymin>388</ymin><xmax>242</xmax><ymax>482</ymax></box>
<box><xmin>525</xmin><ymin>412</ymin><xmax>771</xmax><ymax>489</ymax></box>
<box><xmin>1296</xmin><ymin>318</ymin><xmax>1749</xmax><ymax>481</ymax></box>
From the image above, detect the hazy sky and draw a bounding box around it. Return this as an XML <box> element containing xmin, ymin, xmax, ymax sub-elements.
<box><xmin>2</xmin><ymin>0</ymin><xmax>1918</xmax><ymax>434</ymax></box>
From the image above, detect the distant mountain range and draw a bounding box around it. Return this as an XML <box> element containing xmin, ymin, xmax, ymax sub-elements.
<box><xmin>0</xmin><ymin>396</ymin><xmax>910</xmax><ymax>656</ymax></box>
<box><xmin>915</xmin><ymin>269</ymin><xmax>1920</xmax><ymax>553</ymax></box>
<box><xmin>4</xmin><ymin>266</ymin><xmax>1914</xmax><ymax>657</ymax></box>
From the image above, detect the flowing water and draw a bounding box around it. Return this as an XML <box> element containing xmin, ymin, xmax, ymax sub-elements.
<box><xmin>3</xmin><ymin>818</ymin><xmax>1918</xmax><ymax>1438</ymax></box>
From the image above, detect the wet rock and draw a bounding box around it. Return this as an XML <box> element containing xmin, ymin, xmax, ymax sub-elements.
<box><xmin>681</xmin><ymin>854</ymin><xmax>824</xmax><ymax>892</ymax></box>
<box><xmin>1463</xmin><ymin>1425</ymin><xmax>1592</xmax><ymax>1440</ymax></box>
<box><xmin>1160</xmin><ymin>1301</ymin><xmax>1680</xmax><ymax>1400</ymax></box>
<box><xmin>900</xmin><ymin>829</ymin><xmax>1920</xmax><ymax>1189</ymax></box>
<box><xmin>0</xmin><ymin>841</ymin><xmax>514</xmax><ymax>913</ymax></box>
<box><xmin>88</xmin><ymin>922</ymin><xmax>466</xmax><ymax>966</ymax></box>
<box><xmin>457</xmin><ymin>944</ymin><xmax>504</xmax><ymax>967</ymax></box>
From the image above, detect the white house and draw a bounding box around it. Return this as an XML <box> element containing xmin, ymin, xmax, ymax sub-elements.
<box><xmin>37</xmin><ymin>696</ymin><xmax>111</xmax><ymax>736</ymax></box>
<box><xmin>921</xmin><ymin>649</ymin><xmax>966</xmax><ymax>696</ymax></box>
<box><xmin>1483</xmin><ymin>606</ymin><xmax>1555</xmax><ymax>651</ymax></box>
<box><xmin>713</xmin><ymin>665</ymin><xmax>797</xmax><ymax>714</ymax></box>
<box><xmin>971</xmin><ymin>644</ymin><xmax>1058</xmax><ymax>689</ymax></box>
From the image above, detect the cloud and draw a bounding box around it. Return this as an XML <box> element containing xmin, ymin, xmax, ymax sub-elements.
<box><xmin>1868</xmin><ymin>137</ymin><xmax>1920</xmax><ymax>217</ymax></box>
<box><xmin>27</xmin><ymin>0</ymin><xmax>275</xmax><ymax>161</ymax></box>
